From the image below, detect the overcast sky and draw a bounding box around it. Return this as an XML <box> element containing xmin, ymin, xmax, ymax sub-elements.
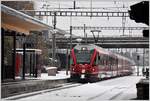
<box><xmin>35</xmin><ymin>0</ymin><xmax>148</xmax><ymax>37</ymax></box>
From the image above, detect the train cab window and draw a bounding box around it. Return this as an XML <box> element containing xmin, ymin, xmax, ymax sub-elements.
<box><xmin>74</xmin><ymin>49</ymin><xmax>94</xmax><ymax>64</ymax></box>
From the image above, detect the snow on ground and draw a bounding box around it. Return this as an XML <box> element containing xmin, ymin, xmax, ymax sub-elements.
<box><xmin>25</xmin><ymin>71</ymin><xmax>70</xmax><ymax>80</ymax></box>
<box><xmin>38</xmin><ymin>71</ymin><xmax>70</xmax><ymax>80</ymax></box>
<box><xmin>7</xmin><ymin>75</ymin><xmax>145</xmax><ymax>101</ymax></box>
<box><xmin>92</xmin><ymin>75</ymin><xmax>144</xmax><ymax>100</ymax></box>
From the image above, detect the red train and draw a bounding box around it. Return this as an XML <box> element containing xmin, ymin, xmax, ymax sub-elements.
<box><xmin>70</xmin><ymin>44</ymin><xmax>134</xmax><ymax>82</ymax></box>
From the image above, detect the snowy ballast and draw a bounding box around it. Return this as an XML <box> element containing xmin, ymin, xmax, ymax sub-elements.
<box><xmin>46</xmin><ymin>67</ymin><xmax>58</xmax><ymax>76</ymax></box>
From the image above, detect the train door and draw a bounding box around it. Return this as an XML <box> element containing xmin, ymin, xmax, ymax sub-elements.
<box><xmin>116</xmin><ymin>58</ymin><xmax>119</xmax><ymax>76</ymax></box>
<box><xmin>93</xmin><ymin>53</ymin><xmax>99</xmax><ymax>66</ymax></box>
<box><xmin>108</xmin><ymin>56</ymin><xmax>113</xmax><ymax>77</ymax></box>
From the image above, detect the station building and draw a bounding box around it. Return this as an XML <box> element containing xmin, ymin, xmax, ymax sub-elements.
<box><xmin>1</xmin><ymin>4</ymin><xmax>67</xmax><ymax>81</ymax></box>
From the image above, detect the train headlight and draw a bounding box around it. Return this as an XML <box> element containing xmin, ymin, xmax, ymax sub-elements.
<box><xmin>82</xmin><ymin>69</ymin><xmax>85</xmax><ymax>73</ymax></box>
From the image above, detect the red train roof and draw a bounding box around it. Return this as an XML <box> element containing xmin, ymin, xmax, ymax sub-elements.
<box><xmin>73</xmin><ymin>44</ymin><xmax>132</xmax><ymax>62</ymax></box>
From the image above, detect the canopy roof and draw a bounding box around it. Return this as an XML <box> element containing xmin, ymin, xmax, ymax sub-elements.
<box><xmin>1</xmin><ymin>4</ymin><xmax>67</xmax><ymax>36</ymax></box>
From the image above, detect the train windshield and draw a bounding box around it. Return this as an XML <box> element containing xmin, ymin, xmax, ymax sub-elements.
<box><xmin>74</xmin><ymin>49</ymin><xmax>94</xmax><ymax>64</ymax></box>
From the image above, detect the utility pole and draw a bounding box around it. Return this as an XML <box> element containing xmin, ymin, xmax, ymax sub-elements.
<box><xmin>84</xmin><ymin>24</ymin><xmax>86</xmax><ymax>39</ymax></box>
<box><xmin>66</xmin><ymin>26</ymin><xmax>72</xmax><ymax>75</ymax></box>
<box><xmin>52</xmin><ymin>12</ymin><xmax>56</xmax><ymax>66</ymax></box>
<box><xmin>83</xmin><ymin>24</ymin><xmax>87</xmax><ymax>43</ymax></box>
<box><xmin>122</xmin><ymin>4</ymin><xmax>126</xmax><ymax>36</ymax></box>
<box><xmin>137</xmin><ymin>55</ymin><xmax>140</xmax><ymax>76</ymax></box>
<box><xmin>1</xmin><ymin>28</ymin><xmax>4</xmax><ymax>80</ymax></box>
<box><xmin>22</xmin><ymin>43</ymin><xmax>26</xmax><ymax>80</ymax></box>
<box><xmin>12</xmin><ymin>31</ymin><xmax>16</xmax><ymax>80</ymax></box>
<box><xmin>66</xmin><ymin>37</ymin><xmax>69</xmax><ymax>75</ymax></box>
<box><xmin>142</xmin><ymin>48</ymin><xmax>145</xmax><ymax>76</ymax></box>
<box><xmin>73</xmin><ymin>0</ymin><xmax>76</xmax><ymax>9</ymax></box>
<box><xmin>70</xmin><ymin>26</ymin><xmax>72</xmax><ymax>51</ymax></box>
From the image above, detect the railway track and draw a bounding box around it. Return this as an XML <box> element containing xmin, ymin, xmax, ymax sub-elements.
<box><xmin>87</xmin><ymin>86</ymin><xmax>130</xmax><ymax>100</ymax></box>
<box><xmin>87</xmin><ymin>86</ymin><xmax>118</xmax><ymax>100</ymax></box>
<box><xmin>4</xmin><ymin>82</ymin><xmax>83</xmax><ymax>100</ymax></box>
<box><xmin>3</xmin><ymin>76</ymin><xmax>141</xmax><ymax>100</ymax></box>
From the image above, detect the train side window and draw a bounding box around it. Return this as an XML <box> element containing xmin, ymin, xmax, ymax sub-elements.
<box><xmin>98</xmin><ymin>55</ymin><xmax>101</xmax><ymax>65</ymax></box>
<box><xmin>108</xmin><ymin>57</ymin><xmax>110</xmax><ymax>65</ymax></box>
<box><xmin>106</xmin><ymin>55</ymin><xmax>108</xmax><ymax>65</ymax></box>
<box><xmin>100</xmin><ymin>55</ymin><xmax>104</xmax><ymax>65</ymax></box>
<box><xmin>103</xmin><ymin>55</ymin><xmax>106</xmax><ymax>66</ymax></box>
<box><xmin>103</xmin><ymin>55</ymin><xmax>105</xmax><ymax>66</ymax></box>
<box><xmin>98</xmin><ymin>54</ymin><xmax>100</xmax><ymax>60</ymax></box>
<box><xmin>111</xmin><ymin>57</ymin><xmax>114</xmax><ymax>65</ymax></box>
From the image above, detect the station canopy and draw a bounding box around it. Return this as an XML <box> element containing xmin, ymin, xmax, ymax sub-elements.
<box><xmin>1</xmin><ymin>4</ymin><xmax>67</xmax><ymax>35</ymax></box>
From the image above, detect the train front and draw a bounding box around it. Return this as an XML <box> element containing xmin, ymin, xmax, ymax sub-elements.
<box><xmin>70</xmin><ymin>44</ymin><xmax>99</xmax><ymax>82</ymax></box>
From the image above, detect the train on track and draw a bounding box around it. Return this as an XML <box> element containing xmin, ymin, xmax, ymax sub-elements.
<box><xmin>70</xmin><ymin>44</ymin><xmax>134</xmax><ymax>82</ymax></box>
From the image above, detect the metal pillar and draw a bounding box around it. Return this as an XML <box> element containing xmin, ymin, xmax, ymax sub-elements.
<box><xmin>52</xmin><ymin>12</ymin><xmax>56</xmax><ymax>66</ymax></box>
<box><xmin>12</xmin><ymin>31</ymin><xmax>16</xmax><ymax>80</ymax></box>
<box><xmin>35</xmin><ymin>54</ymin><xmax>38</xmax><ymax>77</ymax></box>
<box><xmin>66</xmin><ymin>26</ymin><xmax>72</xmax><ymax>75</ymax></box>
<box><xmin>137</xmin><ymin>55</ymin><xmax>140</xmax><ymax>76</ymax></box>
<box><xmin>143</xmin><ymin>48</ymin><xmax>145</xmax><ymax>70</ymax></box>
<box><xmin>73</xmin><ymin>0</ymin><xmax>76</xmax><ymax>9</ymax></box>
<box><xmin>66</xmin><ymin>40</ymin><xmax>69</xmax><ymax>75</ymax></box>
<box><xmin>122</xmin><ymin>13</ymin><xmax>126</xmax><ymax>36</ymax></box>
<box><xmin>22</xmin><ymin>43</ymin><xmax>26</xmax><ymax>80</ymax></box>
<box><xmin>32</xmin><ymin>53</ymin><xmax>35</xmax><ymax>76</ymax></box>
<box><xmin>29</xmin><ymin>53</ymin><xmax>32</xmax><ymax>76</ymax></box>
<box><xmin>34</xmin><ymin>52</ymin><xmax>37</xmax><ymax>77</ymax></box>
<box><xmin>84</xmin><ymin>24</ymin><xmax>85</xmax><ymax>39</ymax></box>
<box><xmin>90</xmin><ymin>0</ymin><xmax>93</xmax><ymax>18</ymax></box>
<box><xmin>70</xmin><ymin>26</ymin><xmax>72</xmax><ymax>50</ymax></box>
<box><xmin>52</xmin><ymin>34</ymin><xmax>56</xmax><ymax>66</ymax></box>
<box><xmin>1</xmin><ymin>28</ymin><xmax>4</xmax><ymax>80</ymax></box>
<box><xmin>83</xmin><ymin>24</ymin><xmax>87</xmax><ymax>43</ymax></box>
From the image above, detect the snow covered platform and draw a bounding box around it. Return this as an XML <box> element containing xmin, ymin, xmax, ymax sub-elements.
<box><xmin>3</xmin><ymin>75</ymin><xmax>148</xmax><ymax>101</ymax></box>
<box><xmin>38</xmin><ymin>71</ymin><xmax>70</xmax><ymax>80</ymax></box>
<box><xmin>1</xmin><ymin>71</ymin><xmax>70</xmax><ymax>98</ymax></box>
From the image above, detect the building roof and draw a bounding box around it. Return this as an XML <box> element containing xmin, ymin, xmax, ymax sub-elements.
<box><xmin>1</xmin><ymin>4</ymin><xmax>67</xmax><ymax>36</ymax></box>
